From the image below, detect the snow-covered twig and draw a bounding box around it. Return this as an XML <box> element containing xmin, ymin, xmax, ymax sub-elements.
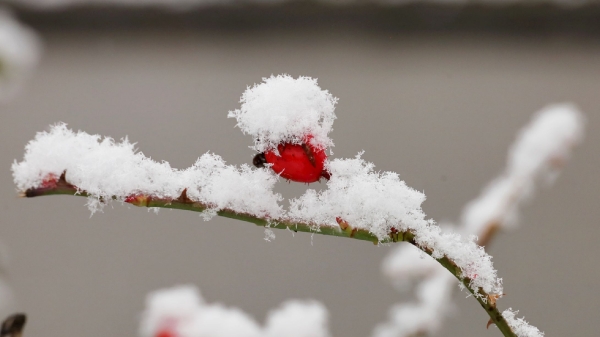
<box><xmin>11</xmin><ymin>75</ymin><xmax>576</xmax><ymax>337</ymax></box>
<box><xmin>13</xmin><ymin>125</ymin><xmax>516</xmax><ymax>337</ymax></box>
<box><xmin>380</xmin><ymin>104</ymin><xmax>584</xmax><ymax>337</ymax></box>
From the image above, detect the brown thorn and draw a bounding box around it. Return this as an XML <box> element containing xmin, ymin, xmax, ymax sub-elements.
<box><xmin>487</xmin><ymin>293</ymin><xmax>504</xmax><ymax>307</ymax></box>
<box><xmin>486</xmin><ymin>318</ymin><xmax>495</xmax><ymax>329</ymax></box>
<box><xmin>177</xmin><ymin>188</ymin><xmax>193</xmax><ymax>204</ymax></box>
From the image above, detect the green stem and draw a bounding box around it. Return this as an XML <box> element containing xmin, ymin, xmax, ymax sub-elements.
<box><xmin>21</xmin><ymin>177</ymin><xmax>517</xmax><ymax>337</ymax></box>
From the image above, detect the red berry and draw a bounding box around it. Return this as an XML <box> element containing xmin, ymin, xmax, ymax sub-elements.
<box><xmin>253</xmin><ymin>136</ymin><xmax>329</xmax><ymax>183</ymax></box>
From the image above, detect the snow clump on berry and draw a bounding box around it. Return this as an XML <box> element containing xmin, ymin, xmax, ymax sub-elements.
<box><xmin>228</xmin><ymin>74</ymin><xmax>337</xmax><ymax>152</ymax></box>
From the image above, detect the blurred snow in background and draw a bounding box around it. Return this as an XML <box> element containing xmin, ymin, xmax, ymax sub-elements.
<box><xmin>0</xmin><ymin>8</ymin><xmax>40</xmax><ymax>102</ymax></box>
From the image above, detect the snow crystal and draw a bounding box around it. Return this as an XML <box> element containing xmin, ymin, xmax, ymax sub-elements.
<box><xmin>12</xmin><ymin>123</ymin><xmax>283</xmax><ymax>218</ymax></box>
<box><xmin>0</xmin><ymin>9</ymin><xmax>41</xmax><ymax>101</ymax></box>
<box><xmin>461</xmin><ymin>104</ymin><xmax>584</xmax><ymax>235</ymax></box>
<box><xmin>140</xmin><ymin>286</ymin><xmax>330</xmax><ymax>337</ymax></box>
<box><xmin>263</xmin><ymin>228</ymin><xmax>275</xmax><ymax>241</ymax></box>
<box><xmin>502</xmin><ymin>309</ymin><xmax>545</xmax><ymax>337</ymax></box>
<box><xmin>228</xmin><ymin>74</ymin><xmax>337</xmax><ymax>153</ymax></box>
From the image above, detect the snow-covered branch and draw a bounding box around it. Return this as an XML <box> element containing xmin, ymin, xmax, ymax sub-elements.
<box><xmin>380</xmin><ymin>104</ymin><xmax>584</xmax><ymax>337</ymax></box>
<box><xmin>12</xmin><ymin>75</ymin><xmax>583</xmax><ymax>337</ymax></box>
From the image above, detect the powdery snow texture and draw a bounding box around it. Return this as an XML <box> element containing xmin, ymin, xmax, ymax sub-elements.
<box><xmin>228</xmin><ymin>74</ymin><xmax>337</xmax><ymax>153</ymax></box>
<box><xmin>503</xmin><ymin>309</ymin><xmax>545</xmax><ymax>337</ymax></box>
<box><xmin>11</xmin><ymin>123</ymin><xmax>283</xmax><ymax>218</ymax></box>
<box><xmin>290</xmin><ymin>155</ymin><xmax>502</xmax><ymax>295</ymax></box>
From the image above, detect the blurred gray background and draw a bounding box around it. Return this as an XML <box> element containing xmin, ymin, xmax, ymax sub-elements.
<box><xmin>0</xmin><ymin>3</ymin><xmax>599</xmax><ymax>337</ymax></box>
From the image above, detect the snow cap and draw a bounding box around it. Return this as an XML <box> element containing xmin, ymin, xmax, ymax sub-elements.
<box><xmin>228</xmin><ymin>74</ymin><xmax>337</xmax><ymax>152</ymax></box>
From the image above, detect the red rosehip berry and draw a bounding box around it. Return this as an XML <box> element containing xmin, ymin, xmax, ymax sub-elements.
<box><xmin>253</xmin><ymin>136</ymin><xmax>330</xmax><ymax>183</ymax></box>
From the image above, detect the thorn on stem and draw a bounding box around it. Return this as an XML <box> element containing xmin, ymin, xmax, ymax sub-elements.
<box><xmin>389</xmin><ymin>227</ymin><xmax>401</xmax><ymax>242</ymax></box>
<box><xmin>177</xmin><ymin>188</ymin><xmax>193</xmax><ymax>204</ymax></box>
<box><xmin>486</xmin><ymin>318</ymin><xmax>495</xmax><ymax>329</ymax></box>
<box><xmin>59</xmin><ymin>171</ymin><xmax>67</xmax><ymax>183</ymax></box>
<box><xmin>487</xmin><ymin>293</ymin><xmax>504</xmax><ymax>307</ymax></box>
<box><xmin>124</xmin><ymin>194</ymin><xmax>150</xmax><ymax>207</ymax></box>
<box><xmin>336</xmin><ymin>217</ymin><xmax>350</xmax><ymax>230</ymax></box>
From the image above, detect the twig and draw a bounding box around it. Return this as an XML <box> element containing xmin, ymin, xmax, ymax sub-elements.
<box><xmin>1</xmin><ymin>314</ymin><xmax>26</xmax><ymax>337</ymax></box>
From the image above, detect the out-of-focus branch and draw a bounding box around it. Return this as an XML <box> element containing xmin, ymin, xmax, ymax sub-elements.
<box><xmin>1</xmin><ymin>314</ymin><xmax>26</xmax><ymax>337</ymax></box>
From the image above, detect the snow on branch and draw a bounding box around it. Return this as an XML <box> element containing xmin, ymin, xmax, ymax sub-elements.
<box><xmin>15</xmin><ymin>74</ymin><xmax>567</xmax><ymax>337</ymax></box>
<box><xmin>379</xmin><ymin>104</ymin><xmax>584</xmax><ymax>337</ymax></box>
<box><xmin>140</xmin><ymin>286</ymin><xmax>331</xmax><ymax>337</ymax></box>
<box><xmin>502</xmin><ymin>309</ymin><xmax>544</xmax><ymax>337</ymax></box>
<box><xmin>11</xmin><ymin>123</ymin><xmax>283</xmax><ymax>218</ymax></box>
<box><xmin>12</xmin><ymin>122</ymin><xmax>504</xmax><ymax>297</ymax></box>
